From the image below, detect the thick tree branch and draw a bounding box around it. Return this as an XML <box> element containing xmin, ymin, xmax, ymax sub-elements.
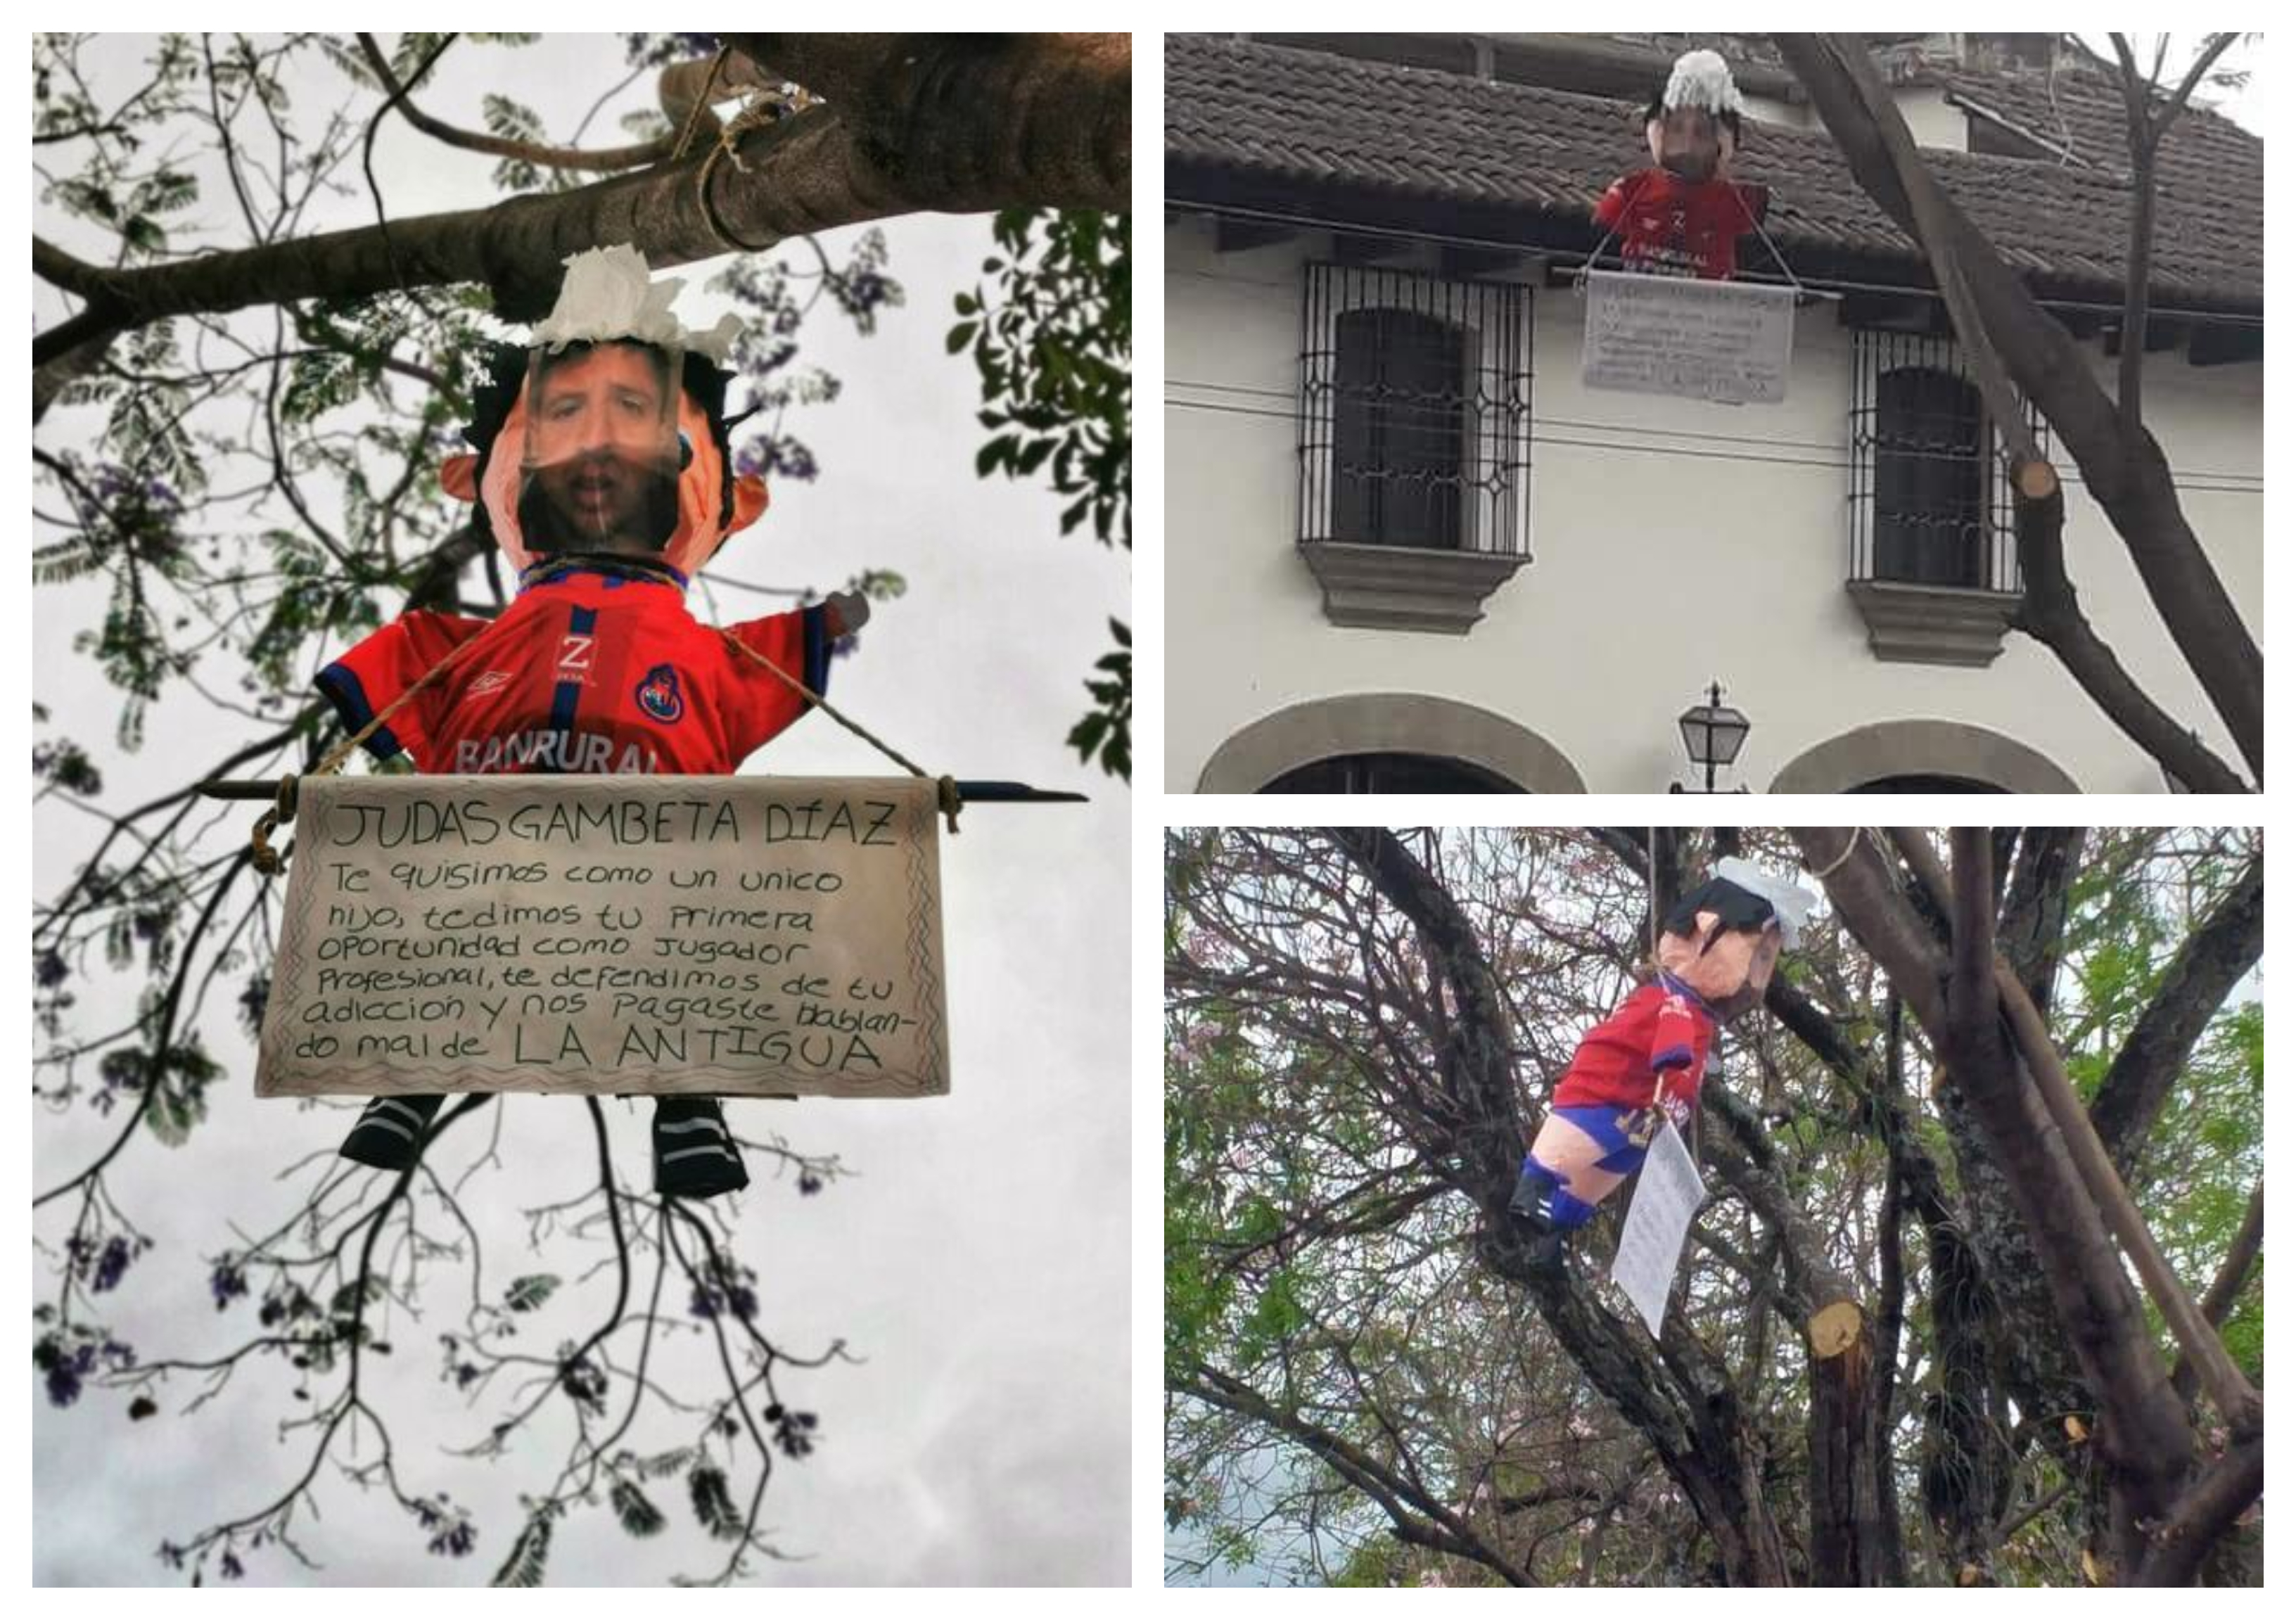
<box><xmin>1997</xmin><ymin>828</ymin><xmax>2085</xmax><ymax>1015</ymax></box>
<box><xmin>29</xmin><ymin>33</ymin><xmax>1129</xmax><ymax>349</ymax></box>
<box><xmin>2134</xmin><ymin>1434</ymin><xmax>2262</xmax><ymax>1586</ymax></box>
<box><xmin>2006</xmin><ymin>461</ymin><xmax>2249</xmax><ymax>791</ymax></box>
<box><xmin>2086</xmin><ymin>851</ymin><xmax>2262</xmax><ymax>1172</ymax></box>
<box><xmin>1989</xmin><ymin>961</ymin><xmax>2259</xmax><ymax>1439</ymax></box>
<box><xmin>1795</xmin><ymin>828</ymin><xmax>2198</xmax><ymax>1554</ymax></box>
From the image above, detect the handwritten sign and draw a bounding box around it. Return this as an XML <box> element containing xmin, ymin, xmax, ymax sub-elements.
<box><xmin>255</xmin><ymin>776</ymin><xmax>948</xmax><ymax>1099</ymax></box>
<box><xmin>1609</xmin><ymin>1118</ymin><xmax>1707</xmax><ymax>1336</ymax></box>
<box><xmin>1580</xmin><ymin>269</ymin><xmax>1796</xmax><ymax>404</ymax></box>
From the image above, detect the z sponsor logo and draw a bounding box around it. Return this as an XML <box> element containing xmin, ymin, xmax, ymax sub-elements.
<box><xmin>556</xmin><ymin>634</ymin><xmax>595</xmax><ymax>680</ymax></box>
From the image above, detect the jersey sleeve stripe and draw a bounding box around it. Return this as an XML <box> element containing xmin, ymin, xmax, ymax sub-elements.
<box><xmin>314</xmin><ymin>662</ymin><xmax>407</xmax><ymax>762</ymax></box>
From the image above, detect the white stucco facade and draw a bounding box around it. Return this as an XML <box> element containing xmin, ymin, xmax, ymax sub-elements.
<box><xmin>1166</xmin><ymin>217</ymin><xmax>2261</xmax><ymax>793</ymax></box>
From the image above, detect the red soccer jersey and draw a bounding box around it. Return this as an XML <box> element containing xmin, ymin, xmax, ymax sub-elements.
<box><xmin>1550</xmin><ymin>974</ymin><xmax>1716</xmax><ymax>1129</ymax></box>
<box><xmin>315</xmin><ymin>566</ymin><xmax>832</xmax><ymax>775</ymax></box>
<box><xmin>1593</xmin><ymin>169</ymin><xmax>1769</xmax><ymax>281</ymax></box>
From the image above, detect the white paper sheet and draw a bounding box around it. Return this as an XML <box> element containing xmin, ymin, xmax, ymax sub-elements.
<box><xmin>1609</xmin><ymin>1117</ymin><xmax>1708</xmax><ymax>1335</ymax></box>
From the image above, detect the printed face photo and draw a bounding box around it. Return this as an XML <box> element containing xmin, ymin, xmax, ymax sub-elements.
<box><xmin>523</xmin><ymin>345</ymin><xmax>680</xmax><ymax>550</ymax></box>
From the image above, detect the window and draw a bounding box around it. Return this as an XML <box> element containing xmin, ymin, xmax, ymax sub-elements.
<box><xmin>1874</xmin><ymin>367</ymin><xmax>1985</xmax><ymax>586</ymax></box>
<box><xmin>1299</xmin><ymin>263</ymin><xmax>1532</xmax><ymax>556</ymax></box>
<box><xmin>1849</xmin><ymin>329</ymin><xmax>2048</xmax><ymax>595</ymax></box>
<box><xmin>1332</xmin><ymin>305</ymin><xmax>1465</xmax><ymax>548</ymax></box>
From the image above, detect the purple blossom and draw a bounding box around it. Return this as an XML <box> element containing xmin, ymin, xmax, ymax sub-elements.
<box><xmin>210</xmin><ymin>1263</ymin><xmax>249</xmax><ymax>1310</ymax></box>
<box><xmin>767</xmin><ymin>1403</ymin><xmax>819</xmax><ymax>1460</ymax></box>
<box><xmin>92</xmin><ymin>1237</ymin><xmax>132</xmax><ymax>1293</ymax></box>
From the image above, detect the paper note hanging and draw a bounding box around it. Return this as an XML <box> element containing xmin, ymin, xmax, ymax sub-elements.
<box><xmin>1581</xmin><ymin>269</ymin><xmax>1796</xmax><ymax>405</ymax></box>
<box><xmin>1609</xmin><ymin>1118</ymin><xmax>1708</xmax><ymax>1335</ymax></box>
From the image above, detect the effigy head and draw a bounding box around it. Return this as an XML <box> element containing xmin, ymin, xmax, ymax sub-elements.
<box><xmin>440</xmin><ymin>247</ymin><xmax>767</xmax><ymax>579</ymax></box>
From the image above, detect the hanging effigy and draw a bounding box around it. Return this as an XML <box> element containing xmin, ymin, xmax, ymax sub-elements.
<box><xmin>1507</xmin><ymin>857</ymin><xmax>1815</xmax><ymax>1268</ymax></box>
<box><xmin>1579</xmin><ymin>49</ymin><xmax>1800</xmax><ymax>404</ymax></box>
<box><xmin>217</xmin><ymin>245</ymin><xmax>1079</xmax><ymax>1199</ymax></box>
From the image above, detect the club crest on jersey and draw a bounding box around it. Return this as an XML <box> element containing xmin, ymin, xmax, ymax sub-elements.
<box><xmin>1662</xmin><ymin>992</ymin><xmax>1690</xmax><ymax>1018</ymax></box>
<box><xmin>635</xmin><ymin>663</ymin><xmax>685</xmax><ymax>724</ymax></box>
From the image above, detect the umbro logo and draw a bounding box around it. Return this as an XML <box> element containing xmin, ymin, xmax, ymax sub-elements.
<box><xmin>466</xmin><ymin>670</ymin><xmax>512</xmax><ymax>698</ymax></box>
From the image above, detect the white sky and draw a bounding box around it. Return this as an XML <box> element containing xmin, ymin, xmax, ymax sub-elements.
<box><xmin>29</xmin><ymin>34</ymin><xmax>1128</xmax><ymax>1587</ymax></box>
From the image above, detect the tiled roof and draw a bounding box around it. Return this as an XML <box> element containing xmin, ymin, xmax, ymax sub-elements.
<box><xmin>1165</xmin><ymin>35</ymin><xmax>2262</xmax><ymax>311</ymax></box>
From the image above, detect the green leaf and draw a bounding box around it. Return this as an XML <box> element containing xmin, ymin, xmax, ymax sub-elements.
<box><xmin>504</xmin><ymin>1275</ymin><xmax>559</xmax><ymax>1313</ymax></box>
<box><xmin>688</xmin><ymin>1464</ymin><xmax>744</xmax><ymax>1541</ymax></box>
<box><xmin>611</xmin><ymin>1479</ymin><xmax>665</xmax><ymax>1538</ymax></box>
<box><xmin>490</xmin><ymin>1512</ymin><xmax>551</xmax><ymax>1587</ymax></box>
<box><xmin>945</xmin><ymin>321</ymin><xmax>977</xmax><ymax>355</ymax></box>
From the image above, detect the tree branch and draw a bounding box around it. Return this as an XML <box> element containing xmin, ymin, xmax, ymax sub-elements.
<box><xmin>2087</xmin><ymin>850</ymin><xmax>2262</xmax><ymax>1172</ymax></box>
<box><xmin>1988</xmin><ymin>960</ymin><xmax>2259</xmax><ymax>1438</ymax></box>
<box><xmin>1177</xmin><ymin>1365</ymin><xmax>1538</xmax><ymax>1585</ymax></box>
<box><xmin>2171</xmin><ymin>1182</ymin><xmax>2261</xmax><ymax>1406</ymax></box>
<box><xmin>27</xmin><ymin>33</ymin><xmax>1129</xmax><ymax>343</ymax></box>
<box><xmin>2134</xmin><ymin>1434</ymin><xmax>2262</xmax><ymax>1586</ymax></box>
<box><xmin>356</xmin><ymin>34</ymin><xmax>680</xmax><ymax>172</ymax></box>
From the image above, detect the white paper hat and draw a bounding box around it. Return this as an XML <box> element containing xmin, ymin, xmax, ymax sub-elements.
<box><xmin>528</xmin><ymin>245</ymin><xmax>744</xmax><ymax>364</ymax></box>
<box><xmin>1716</xmin><ymin>855</ymin><xmax>1816</xmax><ymax>948</ymax></box>
<box><xmin>1663</xmin><ymin>49</ymin><xmax>1745</xmax><ymax>118</ymax></box>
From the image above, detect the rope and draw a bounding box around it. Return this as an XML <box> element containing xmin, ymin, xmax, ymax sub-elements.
<box><xmin>1649</xmin><ymin>826</ymin><xmax>1664</xmax><ymax>1109</ymax></box>
<box><xmin>1733</xmin><ymin>182</ymin><xmax>1806</xmax><ymax>296</ymax></box>
<box><xmin>668</xmin><ymin>46</ymin><xmax>732</xmax><ymax>163</ymax></box>
<box><xmin>1809</xmin><ymin>828</ymin><xmax>1870</xmax><ymax>881</ymax></box>
<box><xmin>250</xmin><ymin>630</ymin><xmax>492</xmax><ymax>874</ymax></box>
<box><xmin>718</xmin><ymin>628</ymin><xmax>964</xmax><ymax>835</ymax></box>
<box><xmin>686</xmin><ymin>58</ymin><xmax>795</xmax><ymax>256</ymax></box>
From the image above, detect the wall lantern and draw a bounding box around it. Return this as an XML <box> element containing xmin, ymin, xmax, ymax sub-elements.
<box><xmin>1673</xmin><ymin>680</ymin><xmax>1750</xmax><ymax>794</ymax></box>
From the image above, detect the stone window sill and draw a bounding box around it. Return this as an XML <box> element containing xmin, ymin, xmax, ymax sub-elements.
<box><xmin>1298</xmin><ymin>542</ymin><xmax>1531</xmax><ymax>634</ymax></box>
<box><xmin>1845</xmin><ymin>578</ymin><xmax>2020</xmax><ymax>667</ymax></box>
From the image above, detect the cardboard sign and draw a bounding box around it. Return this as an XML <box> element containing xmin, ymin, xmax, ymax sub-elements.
<box><xmin>1609</xmin><ymin>1118</ymin><xmax>1707</xmax><ymax>1336</ymax></box>
<box><xmin>255</xmin><ymin>776</ymin><xmax>948</xmax><ymax>1099</ymax></box>
<box><xmin>1580</xmin><ymin>269</ymin><xmax>1796</xmax><ymax>405</ymax></box>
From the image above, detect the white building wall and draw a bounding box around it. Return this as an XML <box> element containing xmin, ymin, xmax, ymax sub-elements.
<box><xmin>1165</xmin><ymin>217</ymin><xmax>2262</xmax><ymax>792</ymax></box>
<box><xmin>1893</xmin><ymin>87</ymin><xmax>1967</xmax><ymax>152</ymax></box>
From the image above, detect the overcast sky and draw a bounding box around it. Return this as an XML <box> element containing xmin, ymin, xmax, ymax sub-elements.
<box><xmin>30</xmin><ymin>35</ymin><xmax>1129</xmax><ymax>1587</ymax></box>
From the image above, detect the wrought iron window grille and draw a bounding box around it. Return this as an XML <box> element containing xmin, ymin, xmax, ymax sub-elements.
<box><xmin>1298</xmin><ymin>262</ymin><xmax>1534</xmax><ymax>558</ymax></box>
<box><xmin>1848</xmin><ymin>328</ymin><xmax>2051</xmax><ymax>594</ymax></box>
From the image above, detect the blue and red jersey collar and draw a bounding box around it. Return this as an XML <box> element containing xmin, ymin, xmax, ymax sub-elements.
<box><xmin>1654</xmin><ymin>969</ymin><xmax>1715</xmax><ymax>1016</ymax></box>
<box><xmin>516</xmin><ymin>555</ymin><xmax>689</xmax><ymax>596</ymax></box>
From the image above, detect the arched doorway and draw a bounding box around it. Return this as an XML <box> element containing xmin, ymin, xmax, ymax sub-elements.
<box><xmin>1769</xmin><ymin>721</ymin><xmax>2078</xmax><ymax>794</ymax></box>
<box><xmin>1261</xmin><ymin>753</ymin><xmax>1521</xmax><ymax>793</ymax></box>
<box><xmin>1197</xmin><ymin>694</ymin><xmax>1586</xmax><ymax>793</ymax></box>
<box><xmin>1847</xmin><ymin>774</ymin><xmax>2008</xmax><ymax>793</ymax></box>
